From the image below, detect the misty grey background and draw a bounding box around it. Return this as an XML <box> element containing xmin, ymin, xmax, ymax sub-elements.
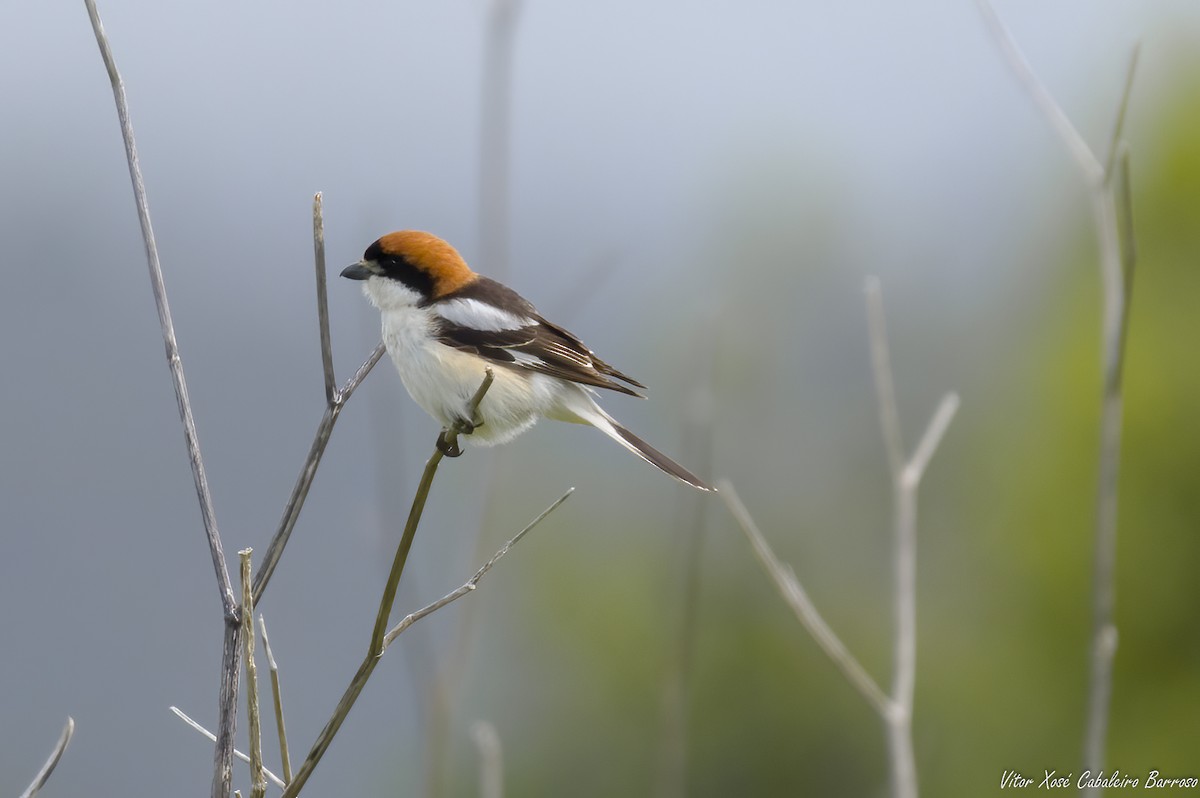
<box><xmin>2</xmin><ymin>1</ymin><xmax>1193</xmax><ymax>795</ymax></box>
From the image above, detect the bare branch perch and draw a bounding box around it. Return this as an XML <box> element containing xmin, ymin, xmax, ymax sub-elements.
<box><xmin>19</xmin><ymin>717</ymin><xmax>75</xmax><ymax>798</ymax></box>
<box><xmin>280</xmin><ymin>369</ymin><xmax>571</xmax><ymax>798</ymax></box>
<box><xmin>976</xmin><ymin>5</ymin><xmax>1139</xmax><ymax>788</ymax></box>
<box><xmin>83</xmin><ymin>3</ymin><xmax>240</xmax><ymax>794</ymax></box>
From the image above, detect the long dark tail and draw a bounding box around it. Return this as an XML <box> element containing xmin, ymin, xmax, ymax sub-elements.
<box><xmin>609</xmin><ymin>420</ymin><xmax>713</xmax><ymax>491</ymax></box>
<box><xmin>593</xmin><ymin>411</ymin><xmax>713</xmax><ymax>492</ymax></box>
<box><xmin>560</xmin><ymin>391</ymin><xmax>713</xmax><ymax>491</ymax></box>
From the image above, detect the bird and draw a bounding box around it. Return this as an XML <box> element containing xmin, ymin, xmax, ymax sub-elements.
<box><xmin>341</xmin><ymin>230</ymin><xmax>712</xmax><ymax>491</ymax></box>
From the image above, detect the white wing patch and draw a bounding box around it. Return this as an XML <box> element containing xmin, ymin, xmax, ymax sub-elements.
<box><xmin>510</xmin><ymin>350</ymin><xmax>548</xmax><ymax>367</ymax></box>
<box><xmin>435</xmin><ymin>298</ymin><xmax>536</xmax><ymax>332</ymax></box>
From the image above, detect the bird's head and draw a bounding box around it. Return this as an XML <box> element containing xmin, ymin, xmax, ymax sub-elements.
<box><xmin>342</xmin><ymin>231</ymin><xmax>476</xmax><ymax>309</ymax></box>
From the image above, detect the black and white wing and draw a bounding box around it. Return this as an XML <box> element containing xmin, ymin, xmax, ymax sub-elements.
<box><xmin>428</xmin><ymin>277</ymin><xmax>646</xmax><ymax>396</ymax></box>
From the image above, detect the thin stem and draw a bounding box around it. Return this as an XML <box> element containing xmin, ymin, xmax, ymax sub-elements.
<box><xmin>170</xmin><ymin>708</ymin><xmax>287</xmax><ymax>790</ymax></box>
<box><xmin>19</xmin><ymin>718</ymin><xmax>75</xmax><ymax>798</ymax></box>
<box><xmin>718</xmin><ymin>481</ymin><xmax>892</xmax><ymax>717</ymax></box>
<box><xmin>1103</xmin><ymin>46</ymin><xmax>1141</xmax><ymax>184</ymax></box>
<box><xmin>258</xmin><ymin>615</ymin><xmax>293</xmax><ymax>784</ymax></box>
<box><xmin>478</xmin><ymin>0</ymin><xmax>522</xmax><ymax>281</ymax></box>
<box><xmin>313</xmin><ymin>192</ymin><xmax>336</xmax><ymax>405</ymax></box>
<box><xmin>864</xmin><ymin>277</ymin><xmax>905</xmax><ymax>478</ymax></box>
<box><xmin>470</xmin><ymin>721</ymin><xmax>504</xmax><ymax>798</ymax></box>
<box><xmin>253</xmin><ymin>343</ymin><xmax>386</xmax><ymax>606</ymax></box>
<box><xmin>905</xmin><ymin>394</ymin><xmax>962</xmax><ymax>488</ymax></box>
<box><xmin>369</xmin><ymin>369</ymin><xmax>496</xmax><ymax>655</ymax></box>
<box><xmin>281</xmin><ymin>370</ymin><xmax>496</xmax><ymax>798</ymax></box>
<box><xmin>240</xmin><ymin>551</ymin><xmax>267</xmax><ymax>798</ymax></box>
<box><xmin>382</xmin><ymin>487</ymin><xmax>574</xmax><ymax>648</ymax></box>
<box><xmin>975</xmin><ymin>0</ymin><xmax>1103</xmax><ymax>185</ymax></box>
<box><xmin>888</xmin><ymin>478</ymin><xmax>918</xmax><ymax>798</ymax></box>
<box><xmin>976</xmin><ymin>6</ymin><xmax>1137</xmax><ymax>786</ymax></box>
<box><xmin>865</xmin><ymin>279</ymin><xmax>959</xmax><ymax>798</ymax></box>
<box><xmin>83</xmin><ymin>0</ymin><xmax>234</xmax><ymax>615</ymax></box>
<box><xmin>82</xmin><ymin>4</ymin><xmax>239</xmax><ymax>794</ymax></box>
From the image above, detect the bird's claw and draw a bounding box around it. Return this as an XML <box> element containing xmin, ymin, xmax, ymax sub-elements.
<box><xmin>437</xmin><ymin>429</ymin><xmax>464</xmax><ymax>458</ymax></box>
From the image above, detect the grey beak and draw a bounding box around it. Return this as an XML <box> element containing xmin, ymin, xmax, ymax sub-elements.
<box><xmin>341</xmin><ymin>262</ymin><xmax>372</xmax><ymax>280</ymax></box>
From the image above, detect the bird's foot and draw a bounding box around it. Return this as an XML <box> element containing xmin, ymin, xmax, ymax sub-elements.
<box><xmin>436</xmin><ymin>429</ymin><xmax>464</xmax><ymax>458</ymax></box>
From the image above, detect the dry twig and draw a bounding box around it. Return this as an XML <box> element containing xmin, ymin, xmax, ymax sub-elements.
<box><xmin>19</xmin><ymin>718</ymin><xmax>75</xmax><ymax>798</ymax></box>
<box><xmin>976</xmin><ymin>4</ymin><xmax>1138</xmax><ymax>787</ymax></box>
<box><xmin>170</xmin><ymin>708</ymin><xmax>287</xmax><ymax>790</ymax></box>
<box><xmin>240</xmin><ymin>551</ymin><xmax>267</xmax><ymax>798</ymax></box>
<box><xmin>280</xmin><ymin>371</ymin><xmax>571</xmax><ymax>797</ymax></box>
<box><xmin>258</xmin><ymin>615</ymin><xmax>293</xmax><ymax>783</ymax></box>
<box><xmin>82</xmin><ymin>3</ymin><xmax>240</xmax><ymax>793</ymax></box>
<box><xmin>721</xmin><ymin>278</ymin><xmax>958</xmax><ymax>798</ymax></box>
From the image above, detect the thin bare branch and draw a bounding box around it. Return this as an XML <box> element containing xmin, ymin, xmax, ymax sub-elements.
<box><xmin>281</xmin><ymin>370</ymin><xmax>497</xmax><ymax>798</ymax></box>
<box><xmin>865</xmin><ymin>278</ymin><xmax>958</xmax><ymax>798</ymax></box>
<box><xmin>383</xmin><ymin>487</ymin><xmax>574</xmax><ymax>648</ymax></box>
<box><xmin>1103</xmin><ymin>45</ymin><xmax>1141</xmax><ymax>184</ymax></box>
<box><xmin>240</xmin><ymin>552</ymin><xmax>267</xmax><ymax>798</ymax></box>
<box><xmin>19</xmin><ymin>718</ymin><xmax>75</xmax><ymax>798</ymax></box>
<box><xmin>84</xmin><ymin>0</ymin><xmax>233</xmax><ymax>615</ymax></box>
<box><xmin>717</xmin><ymin>481</ymin><xmax>892</xmax><ymax>717</ymax></box>
<box><xmin>83</xmin><ymin>3</ymin><xmax>239</xmax><ymax>794</ymax></box>
<box><xmin>976</xmin><ymin>0</ymin><xmax>1103</xmax><ymax>184</ymax></box>
<box><xmin>258</xmin><ymin>615</ymin><xmax>293</xmax><ymax>784</ymax></box>
<box><xmin>478</xmin><ymin>0</ymin><xmax>522</xmax><ymax>280</ymax></box>
<box><xmin>864</xmin><ymin>277</ymin><xmax>905</xmax><ymax>478</ymax></box>
<box><xmin>977</xmin><ymin>6</ymin><xmax>1138</xmax><ymax>787</ymax></box>
<box><xmin>253</xmin><ymin>343</ymin><xmax>386</xmax><ymax>606</ymax></box>
<box><xmin>1115</xmin><ymin>146</ymin><xmax>1137</xmax><ymax>335</ymax></box>
<box><xmin>470</xmin><ymin>721</ymin><xmax>504</xmax><ymax>798</ymax></box>
<box><xmin>313</xmin><ymin>192</ymin><xmax>336</xmax><ymax>405</ymax></box>
<box><xmin>904</xmin><ymin>393</ymin><xmax>961</xmax><ymax>488</ymax></box>
<box><xmin>370</xmin><ymin>368</ymin><xmax>496</xmax><ymax>655</ymax></box>
<box><xmin>170</xmin><ymin>708</ymin><xmax>287</xmax><ymax>790</ymax></box>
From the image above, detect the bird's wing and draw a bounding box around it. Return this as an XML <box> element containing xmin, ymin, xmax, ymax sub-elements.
<box><xmin>429</xmin><ymin>279</ymin><xmax>645</xmax><ymax>396</ymax></box>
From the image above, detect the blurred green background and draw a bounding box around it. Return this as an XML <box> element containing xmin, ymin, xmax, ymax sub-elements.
<box><xmin>431</xmin><ymin>49</ymin><xmax>1200</xmax><ymax>798</ymax></box>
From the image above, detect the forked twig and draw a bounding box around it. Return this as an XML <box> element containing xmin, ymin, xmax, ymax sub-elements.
<box><xmin>280</xmin><ymin>370</ymin><xmax>570</xmax><ymax>798</ymax></box>
<box><xmin>19</xmin><ymin>718</ymin><xmax>75</xmax><ymax>798</ymax></box>
<box><xmin>976</xmin><ymin>4</ymin><xmax>1138</xmax><ymax>787</ymax></box>
<box><xmin>722</xmin><ymin>279</ymin><xmax>957</xmax><ymax>798</ymax></box>
<box><xmin>866</xmin><ymin>276</ymin><xmax>959</xmax><ymax>798</ymax></box>
<box><xmin>252</xmin><ymin>192</ymin><xmax>386</xmax><ymax>606</ymax></box>
<box><xmin>383</xmin><ymin>487</ymin><xmax>574</xmax><ymax>648</ymax></box>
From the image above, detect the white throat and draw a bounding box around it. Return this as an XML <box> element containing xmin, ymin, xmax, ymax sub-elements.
<box><xmin>363</xmin><ymin>276</ymin><xmax>424</xmax><ymax>311</ymax></box>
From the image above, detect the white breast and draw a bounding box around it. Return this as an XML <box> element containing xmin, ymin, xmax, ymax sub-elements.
<box><xmin>377</xmin><ymin>301</ymin><xmax>560</xmax><ymax>446</ymax></box>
